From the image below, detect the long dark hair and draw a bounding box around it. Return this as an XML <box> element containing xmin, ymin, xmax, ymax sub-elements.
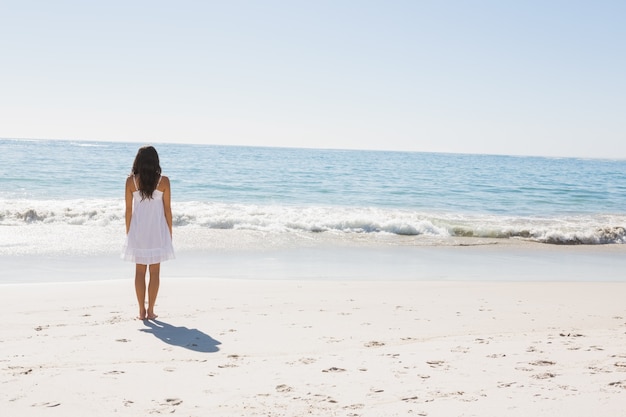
<box><xmin>131</xmin><ymin>146</ymin><xmax>162</xmax><ymax>200</ymax></box>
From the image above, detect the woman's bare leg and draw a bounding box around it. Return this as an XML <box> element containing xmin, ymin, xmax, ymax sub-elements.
<box><xmin>135</xmin><ymin>264</ymin><xmax>148</xmax><ymax>319</ymax></box>
<box><xmin>147</xmin><ymin>263</ymin><xmax>161</xmax><ymax>319</ymax></box>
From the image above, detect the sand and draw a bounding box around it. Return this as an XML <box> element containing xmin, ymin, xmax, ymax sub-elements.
<box><xmin>2</xmin><ymin>273</ymin><xmax>626</xmax><ymax>416</ymax></box>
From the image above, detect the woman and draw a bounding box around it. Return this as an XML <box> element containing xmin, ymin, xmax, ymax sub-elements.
<box><xmin>122</xmin><ymin>145</ymin><xmax>175</xmax><ymax>320</ymax></box>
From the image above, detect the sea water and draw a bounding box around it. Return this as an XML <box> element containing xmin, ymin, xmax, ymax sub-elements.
<box><xmin>1</xmin><ymin>138</ymin><xmax>626</xmax><ymax>257</ymax></box>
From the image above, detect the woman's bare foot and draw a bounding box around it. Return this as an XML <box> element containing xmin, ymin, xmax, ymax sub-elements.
<box><xmin>137</xmin><ymin>309</ymin><xmax>147</xmax><ymax>320</ymax></box>
<box><xmin>147</xmin><ymin>312</ymin><xmax>158</xmax><ymax>320</ymax></box>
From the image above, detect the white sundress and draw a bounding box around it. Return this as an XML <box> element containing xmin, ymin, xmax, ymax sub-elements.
<box><xmin>122</xmin><ymin>176</ymin><xmax>175</xmax><ymax>265</ymax></box>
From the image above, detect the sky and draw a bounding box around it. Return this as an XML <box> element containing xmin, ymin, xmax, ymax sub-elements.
<box><xmin>0</xmin><ymin>1</ymin><xmax>625</xmax><ymax>158</ymax></box>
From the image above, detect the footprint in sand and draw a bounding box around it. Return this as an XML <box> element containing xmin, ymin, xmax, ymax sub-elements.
<box><xmin>276</xmin><ymin>384</ymin><xmax>293</xmax><ymax>393</ymax></box>
<box><xmin>32</xmin><ymin>402</ymin><xmax>61</xmax><ymax>408</ymax></box>
<box><xmin>587</xmin><ymin>346</ymin><xmax>604</xmax><ymax>351</ymax></box>
<box><xmin>426</xmin><ymin>360</ymin><xmax>446</xmax><ymax>368</ymax></box>
<box><xmin>104</xmin><ymin>370</ymin><xmax>125</xmax><ymax>375</ymax></box>
<box><xmin>430</xmin><ymin>390</ymin><xmax>465</xmax><ymax>399</ymax></box>
<box><xmin>151</xmin><ymin>398</ymin><xmax>183</xmax><ymax>413</ymax></box>
<box><xmin>532</xmin><ymin>372</ymin><xmax>556</xmax><ymax>379</ymax></box>
<box><xmin>497</xmin><ymin>381</ymin><xmax>518</xmax><ymax>388</ymax></box>
<box><xmin>218</xmin><ymin>354</ymin><xmax>242</xmax><ymax>369</ymax></box>
<box><xmin>401</xmin><ymin>395</ymin><xmax>419</xmax><ymax>402</ymax></box>
<box><xmin>307</xmin><ymin>393</ymin><xmax>337</xmax><ymax>403</ymax></box>
<box><xmin>322</xmin><ymin>367</ymin><xmax>346</xmax><ymax>373</ymax></box>
<box><xmin>9</xmin><ymin>366</ymin><xmax>32</xmax><ymax>376</ymax></box>
<box><xmin>529</xmin><ymin>360</ymin><xmax>556</xmax><ymax>366</ymax></box>
<box><xmin>365</xmin><ymin>341</ymin><xmax>385</xmax><ymax>348</ymax></box>
<box><xmin>451</xmin><ymin>346</ymin><xmax>469</xmax><ymax>353</ymax></box>
<box><xmin>344</xmin><ymin>403</ymin><xmax>365</xmax><ymax>411</ymax></box>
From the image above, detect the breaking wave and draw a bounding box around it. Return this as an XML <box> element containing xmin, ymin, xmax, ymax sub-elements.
<box><xmin>1</xmin><ymin>199</ymin><xmax>625</xmax><ymax>245</ymax></box>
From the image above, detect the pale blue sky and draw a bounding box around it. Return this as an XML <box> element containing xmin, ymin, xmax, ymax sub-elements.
<box><xmin>1</xmin><ymin>1</ymin><xmax>624</xmax><ymax>158</ymax></box>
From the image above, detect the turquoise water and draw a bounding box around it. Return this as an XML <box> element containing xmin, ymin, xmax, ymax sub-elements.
<box><xmin>1</xmin><ymin>138</ymin><xmax>626</xmax><ymax>249</ymax></box>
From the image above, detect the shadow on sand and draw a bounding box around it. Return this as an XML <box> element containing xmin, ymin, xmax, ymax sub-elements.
<box><xmin>139</xmin><ymin>319</ymin><xmax>221</xmax><ymax>353</ymax></box>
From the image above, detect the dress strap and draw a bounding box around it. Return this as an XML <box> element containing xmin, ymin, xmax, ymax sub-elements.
<box><xmin>157</xmin><ymin>176</ymin><xmax>162</xmax><ymax>187</ymax></box>
<box><xmin>132</xmin><ymin>175</ymin><xmax>139</xmax><ymax>191</ymax></box>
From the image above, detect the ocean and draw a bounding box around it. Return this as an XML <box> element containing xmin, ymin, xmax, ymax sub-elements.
<box><xmin>1</xmin><ymin>138</ymin><xmax>626</xmax><ymax>257</ymax></box>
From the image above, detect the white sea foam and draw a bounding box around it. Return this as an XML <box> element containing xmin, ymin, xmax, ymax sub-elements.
<box><xmin>0</xmin><ymin>199</ymin><xmax>123</xmax><ymax>226</ymax></box>
<box><xmin>1</xmin><ymin>198</ymin><xmax>625</xmax><ymax>256</ymax></box>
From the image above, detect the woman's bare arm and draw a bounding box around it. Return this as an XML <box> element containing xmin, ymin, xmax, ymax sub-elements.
<box><xmin>125</xmin><ymin>176</ymin><xmax>133</xmax><ymax>234</ymax></box>
<box><xmin>161</xmin><ymin>176</ymin><xmax>173</xmax><ymax>237</ymax></box>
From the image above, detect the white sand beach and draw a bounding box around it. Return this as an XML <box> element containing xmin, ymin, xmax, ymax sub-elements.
<box><xmin>2</xmin><ymin>242</ymin><xmax>626</xmax><ymax>416</ymax></box>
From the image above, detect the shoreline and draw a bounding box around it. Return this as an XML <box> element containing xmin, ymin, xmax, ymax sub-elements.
<box><xmin>2</xmin><ymin>237</ymin><xmax>626</xmax><ymax>285</ymax></box>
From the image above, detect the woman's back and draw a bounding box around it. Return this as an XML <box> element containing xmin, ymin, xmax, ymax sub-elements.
<box><xmin>123</xmin><ymin>174</ymin><xmax>174</xmax><ymax>265</ymax></box>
